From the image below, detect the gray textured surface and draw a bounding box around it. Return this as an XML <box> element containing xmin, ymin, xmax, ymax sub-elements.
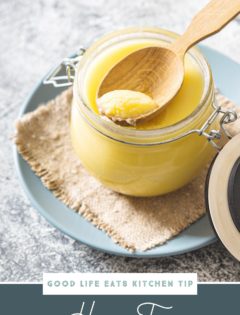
<box><xmin>0</xmin><ymin>0</ymin><xmax>240</xmax><ymax>282</ymax></box>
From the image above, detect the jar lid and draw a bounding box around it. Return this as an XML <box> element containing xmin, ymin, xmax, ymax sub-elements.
<box><xmin>206</xmin><ymin>134</ymin><xmax>240</xmax><ymax>261</ymax></box>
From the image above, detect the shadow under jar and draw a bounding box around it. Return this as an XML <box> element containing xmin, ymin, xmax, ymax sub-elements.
<box><xmin>70</xmin><ymin>27</ymin><xmax>220</xmax><ymax>197</ymax></box>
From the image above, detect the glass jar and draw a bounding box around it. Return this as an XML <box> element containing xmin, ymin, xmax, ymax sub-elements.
<box><xmin>46</xmin><ymin>27</ymin><xmax>233</xmax><ymax>197</ymax></box>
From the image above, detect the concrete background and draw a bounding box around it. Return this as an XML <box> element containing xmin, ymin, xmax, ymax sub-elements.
<box><xmin>0</xmin><ymin>0</ymin><xmax>240</xmax><ymax>281</ymax></box>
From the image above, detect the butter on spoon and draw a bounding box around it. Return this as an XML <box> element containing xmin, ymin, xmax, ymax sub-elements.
<box><xmin>97</xmin><ymin>0</ymin><xmax>240</xmax><ymax>126</ymax></box>
<box><xmin>97</xmin><ymin>90</ymin><xmax>159</xmax><ymax>126</ymax></box>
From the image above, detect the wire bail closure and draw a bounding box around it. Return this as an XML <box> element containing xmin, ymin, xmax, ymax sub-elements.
<box><xmin>43</xmin><ymin>47</ymin><xmax>86</xmax><ymax>87</ymax></box>
<box><xmin>43</xmin><ymin>48</ymin><xmax>238</xmax><ymax>151</ymax></box>
<box><xmin>197</xmin><ymin>105</ymin><xmax>238</xmax><ymax>150</ymax></box>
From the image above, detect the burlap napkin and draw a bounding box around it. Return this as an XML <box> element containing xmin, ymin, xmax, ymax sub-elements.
<box><xmin>14</xmin><ymin>88</ymin><xmax>240</xmax><ymax>251</ymax></box>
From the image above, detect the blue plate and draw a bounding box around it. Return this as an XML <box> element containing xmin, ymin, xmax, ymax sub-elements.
<box><xmin>13</xmin><ymin>46</ymin><xmax>240</xmax><ymax>257</ymax></box>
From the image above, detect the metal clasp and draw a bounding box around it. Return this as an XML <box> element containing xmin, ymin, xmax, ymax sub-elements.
<box><xmin>196</xmin><ymin>103</ymin><xmax>238</xmax><ymax>151</ymax></box>
<box><xmin>43</xmin><ymin>47</ymin><xmax>86</xmax><ymax>87</ymax></box>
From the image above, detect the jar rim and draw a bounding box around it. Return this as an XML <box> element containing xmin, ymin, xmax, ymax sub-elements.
<box><xmin>75</xmin><ymin>27</ymin><xmax>213</xmax><ymax>144</ymax></box>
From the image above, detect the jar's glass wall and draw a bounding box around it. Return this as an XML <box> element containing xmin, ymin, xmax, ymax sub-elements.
<box><xmin>70</xmin><ymin>28</ymin><xmax>217</xmax><ymax>196</ymax></box>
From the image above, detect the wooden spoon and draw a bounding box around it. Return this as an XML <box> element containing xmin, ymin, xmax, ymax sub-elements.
<box><xmin>98</xmin><ymin>0</ymin><xmax>240</xmax><ymax>125</ymax></box>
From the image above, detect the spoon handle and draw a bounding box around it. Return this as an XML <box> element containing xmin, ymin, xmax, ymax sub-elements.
<box><xmin>172</xmin><ymin>0</ymin><xmax>240</xmax><ymax>57</ymax></box>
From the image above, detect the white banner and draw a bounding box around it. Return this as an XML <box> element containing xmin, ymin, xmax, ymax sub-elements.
<box><xmin>43</xmin><ymin>273</ymin><xmax>197</xmax><ymax>295</ymax></box>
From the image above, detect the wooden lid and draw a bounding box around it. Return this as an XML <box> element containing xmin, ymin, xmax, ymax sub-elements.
<box><xmin>206</xmin><ymin>134</ymin><xmax>240</xmax><ymax>261</ymax></box>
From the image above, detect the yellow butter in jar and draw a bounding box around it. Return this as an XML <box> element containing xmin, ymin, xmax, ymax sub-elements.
<box><xmin>70</xmin><ymin>28</ymin><xmax>218</xmax><ymax>197</ymax></box>
<box><xmin>97</xmin><ymin>90</ymin><xmax>159</xmax><ymax>125</ymax></box>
